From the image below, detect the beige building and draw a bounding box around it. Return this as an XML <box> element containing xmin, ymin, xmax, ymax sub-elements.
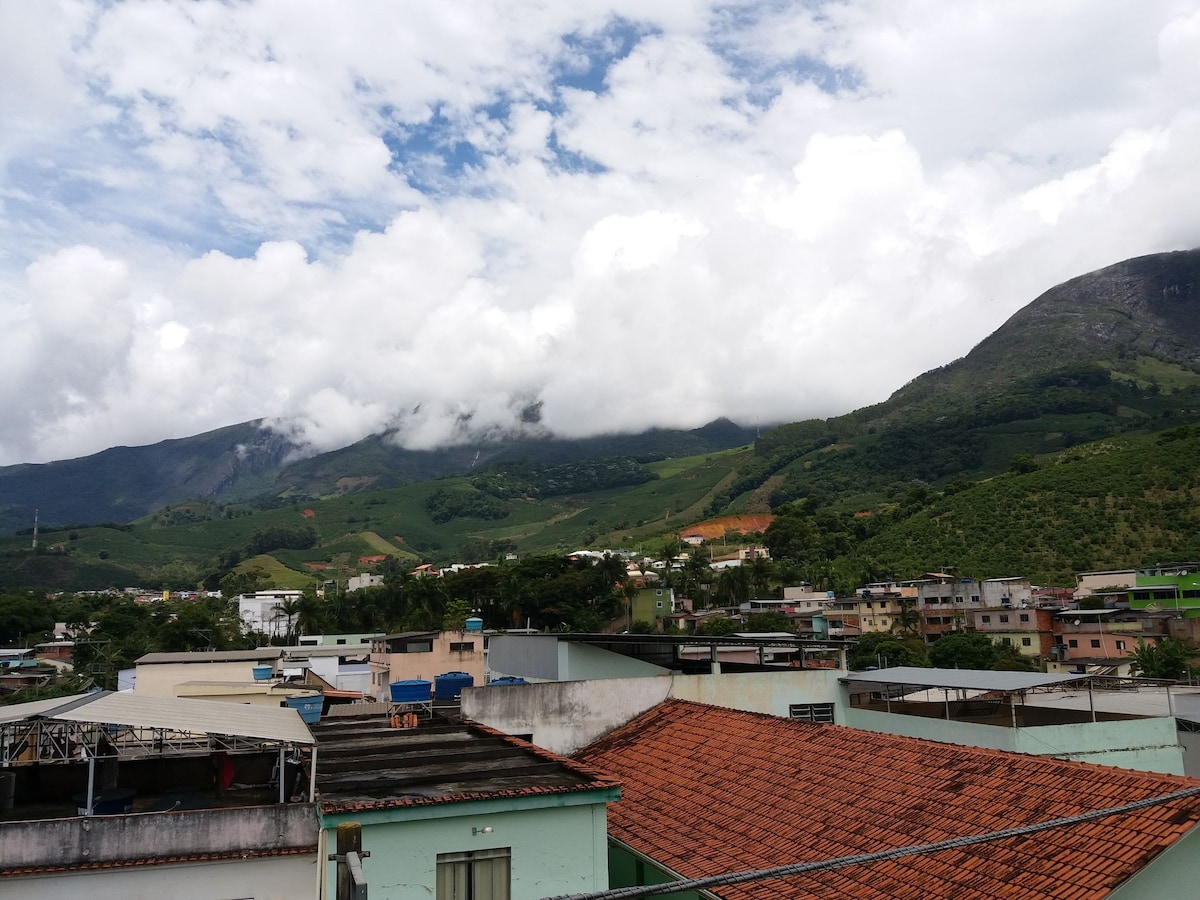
<box><xmin>369</xmin><ymin>630</ymin><xmax>487</xmax><ymax>697</ymax></box>
<box><xmin>133</xmin><ymin>645</ymin><xmax>371</xmax><ymax>697</ymax></box>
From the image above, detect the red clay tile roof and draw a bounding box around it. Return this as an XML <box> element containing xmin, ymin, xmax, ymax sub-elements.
<box><xmin>575</xmin><ymin>699</ymin><xmax>1200</xmax><ymax>900</ymax></box>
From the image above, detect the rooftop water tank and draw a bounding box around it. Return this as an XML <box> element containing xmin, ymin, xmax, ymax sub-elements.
<box><xmin>488</xmin><ymin>676</ymin><xmax>527</xmax><ymax>686</ymax></box>
<box><xmin>252</xmin><ymin>665</ymin><xmax>273</xmax><ymax>681</ymax></box>
<box><xmin>284</xmin><ymin>694</ymin><xmax>323</xmax><ymax>724</ymax></box>
<box><xmin>434</xmin><ymin>671</ymin><xmax>474</xmax><ymax>700</ymax></box>
<box><xmin>389</xmin><ymin>680</ymin><xmax>432</xmax><ymax>703</ymax></box>
<box><xmin>465</xmin><ymin>617</ymin><xmax>484</xmax><ymax>632</ymax></box>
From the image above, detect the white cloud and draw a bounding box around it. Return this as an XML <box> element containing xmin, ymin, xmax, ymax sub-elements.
<box><xmin>1</xmin><ymin>0</ymin><xmax>1199</xmax><ymax>466</ymax></box>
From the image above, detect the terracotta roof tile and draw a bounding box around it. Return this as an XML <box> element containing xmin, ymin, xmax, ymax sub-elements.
<box><xmin>575</xmin><ymin>699</ymin><xmax>1200</xmax><ymax>900</ymax></box>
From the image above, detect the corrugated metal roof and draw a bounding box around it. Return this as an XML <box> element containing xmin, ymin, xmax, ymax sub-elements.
<box><xmin>5</xmin><ymin>691</ymin><xmax>314</xmax><ymax>744</ymax></box>
<box><xmin>843</xmin><ymin>666</ymin><xmax>1086</xmax><ymax>692</ymax></box>
<box><xmin>0</xmin><ymin>693</ymin><xmax>92</xmax><ymax>724</ymax></box>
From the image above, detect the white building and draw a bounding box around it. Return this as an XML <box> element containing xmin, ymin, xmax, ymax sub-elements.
<box><xmin>238</xmin><ymin>590</ymin><xmax>304</xmax><ymax>637</ymax></box>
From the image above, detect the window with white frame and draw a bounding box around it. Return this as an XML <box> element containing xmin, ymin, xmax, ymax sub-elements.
<box><xmin>437</xmin><ymin>847</ymin><xmax>511</xmax><ymax>900</ymax></box>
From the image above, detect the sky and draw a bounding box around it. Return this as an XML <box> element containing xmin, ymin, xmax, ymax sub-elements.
<box><xmin>2</xmin><ymin>1</ymin><xmax>1200</xmax><ymax>466</ymax></box>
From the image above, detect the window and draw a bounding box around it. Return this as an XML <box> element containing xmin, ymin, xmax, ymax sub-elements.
<box><xmin>655</xmin><ymin>600</ymin><xmax>663</xmax><ymax>608</ymax></box>
<box><xmin>401</xmin><ymin>641</ymin><xmax>433</xmax><ymax>654</ymax></box>
<box><xmin>881</xmin><ymin>618</ymin><xmax>888</xmax><ymax>626</ymax></box>
<box><xmin>981</xmin><ymin>615</ymin><xmax>991</xmax><ymax>624</ymax></box>
<box><xmin>437</xmin><ymin>848</ymin><xmax>510</xmax><ymax>900</ymax></box>
<box><xmin>1068</xmin><ymin>639</ymin><xmax>1078</xmax><ymax>648</ymax></box>
<box><xmin>449</xmin><ymin>641</ymin><xmax>475</xmax><ymax>653</ymax></box>
<box><xmin>1116</xmin><ymin>640</ymin><xmax>1126</xmax><ymax>651</ymax></box>
<box><xmin>1019</xmin><ymin>614</ymin><xmax>1030</xmax><ymax>623</ymax></box>
<box><xmin>971</xmin><ymin>595</ymin><xmax>979</xmax><ymax>603</ymax></box>
<box><xmin>789</xmin><ymin>703</ymin><xmax>835</xmax><ymax>723</ymax></box>
<box><xmin>336</xmin><ymin>638</ymin><xmax>347</xmax><ymax>645</ymax></box>
<box><xmin>1021</xmin><ymin>637</ymin><xmax>1032</xmax><ymax>647</ymax></box>
<box><xmin>1091</xmin><ymin>639</ymin><xmax>1101</xmax><ymax>648</ymax></box>
<box><xmin>999</xmin><ymin>614</ymin><xmax>1009</xmax><ymax>623</ymax></box>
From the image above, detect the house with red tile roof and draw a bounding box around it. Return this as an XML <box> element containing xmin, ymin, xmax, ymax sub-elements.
<box><xmin>575</xmin><ymin>699</ymin><xmax>1200</xmax><ymax>900</ymax></box>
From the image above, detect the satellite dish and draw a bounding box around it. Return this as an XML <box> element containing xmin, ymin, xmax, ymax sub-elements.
<box><xmin>1073</xmin><ymin>619</ymin><xmax>1081</xmax><ymax>626</ymax></box>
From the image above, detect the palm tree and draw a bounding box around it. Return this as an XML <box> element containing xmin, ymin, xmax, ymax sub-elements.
<box><xmin>272</xmin><ymin>598</ymin><xmax>303</xmax><ymax>644</ymax></box>
<box><xmin>891</xmin><ymin>596</ymin><xmax>921</xmax><ymax>635</ymax></box>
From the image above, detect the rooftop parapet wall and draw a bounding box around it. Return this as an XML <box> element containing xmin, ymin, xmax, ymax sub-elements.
<box><xmin>0</xmin><ymin>803</ymin><xmax>318</xmax><ymax>874</ymax></box>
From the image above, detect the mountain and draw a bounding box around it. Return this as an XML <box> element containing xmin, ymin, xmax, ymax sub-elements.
<box><xmin>4</xmin><ymin>247</ymin><xmax>1200</xmax><ymax>589</ymax></box>
<box><xmin>0</xmin><ymin>421</ymin><xmax>296</xmax><ymax>535</ymax></box>
<box><xmin>861</xmin><ymin>248</ymin><xmax>1200</xmax><ymax>427</ymax></box>
<box><xmin>0</xmin><ymin>418</ymin><xmax>758</xmax><ymax>536</ymax></box>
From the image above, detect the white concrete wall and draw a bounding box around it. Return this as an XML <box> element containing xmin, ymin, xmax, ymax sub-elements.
<box><xmin>461</xmin><ymin>669</ymin><xmax>847</xmax><ymax>755</ymax></box>
<box><xmin>9</xmin><ymin>854</ymin><xmax>319</xmax><ymax>900</ymax></box>
<box><xmin>462</xmin><ymin>677</ymin><xmax>674</xmax><ymax>755</ymax></box>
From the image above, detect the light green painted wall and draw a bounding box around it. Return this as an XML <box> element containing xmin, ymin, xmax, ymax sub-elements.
<box><xmin>609</xmin><ymin>843</ymin><xmax>701</xmax><ymax>900</ymax></box>
<box><xmin>844</xmin><ymin>709</ymin><xmax>1185</xmax><ymax>775</ymax></box>
<box><xmin>669</xmin><ymin>669</ymin><xmax>845</xmax><ymax>722</ymax></box>
<box><xmin>1106</xmin><ymin>824</ymin><xmax>1200</xmax><ymax>898</ymax></box>
<box><xmin>560</xmin><ymin>642</ymin><xmax>670</xmax><ymax>680</ymax></box>
<box><xmin>845</xmin><ymin>707</ymin><xmax>1019</xmax><ymax>751</ymax></box>
<box><xmin>321</xmin><ymin>795</ymin><xmax>611</xmax><ymax>900</ymax></box>
<box><xmin>1013</xmin><ymin>717</ymin><xmax>1184</xmax><ymax>775</ymax></box>
<box><xmin>632</xmin><ymin>588</ymin><xmax>672</xmax><ymax>624</ymax></box>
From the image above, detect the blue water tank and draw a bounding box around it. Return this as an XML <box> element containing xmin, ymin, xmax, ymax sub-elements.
<box><xmin>251</xmin><ymin>665</ymin><xmax>273</xmax><ymax>681</ymax></box>
<box><xmin>488</xmin><ymin>677</ymin><xmax>527</xmax><ymax>686</ymax></box>
<box><xmin>434</xmin><ymin>671</ymin><xmax>474</xmax><ymax>700</ymax></box>
<box><xmin>465</xmin><ymin>617</ymin><xmax>484</xmax><ymax>632</ymax></box>
<box><xmin>284</xmin><ymin>695</ymin><xmax>323</xmax><ymax>724</ymax></box>
<box><xmin>389</xmin><ymin>680</ymin><xmax>432</xmax><ymax>703</ymax></box>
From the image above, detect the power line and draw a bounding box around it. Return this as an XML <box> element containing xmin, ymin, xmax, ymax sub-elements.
<box><xmin>543</xmin><ymin>785</ymin><xmax>1200</xmax><ymax>900</ymax></box>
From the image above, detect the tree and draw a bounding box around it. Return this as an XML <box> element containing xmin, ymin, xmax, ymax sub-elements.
<box><xmin>992</xmin><ymin>639</ymin><xmax>1036</xmax><ymax>672</ymax></box>
<box><xmin>442</xmin><ymin>599</ymin><xmax>473</xmax><ymax>632</ymax></box>
<box><xmin>928</xmin><ymin>633</ymin><xmax>999</xmax><ymax>670</ymax></box>
<box><xmin>891</xmin><ymin>597</ymin><xmax>921</xmax><ymax>635</ymax></box>
<box><xmin>1130</xmin><ymin>638</ymin><xmax>1192</xmax><ymax>680</ymax></box>
<box><xmin>272</xmin><ymin>598</ymin><xmax>303</xmax><ymax>644</ymax></box>
<box><xmin>744</xmin><ymin>612</ymin><xmax>792</xmax><ymax>633</ymax></box>
<box><xmin>715</xmin><ymin>566</ymin><xmax>751</xmax><ymax>604</ymax></box>
<box><xmin>848</xmin><ymin>632</ymin><xmax>929</xmax><ymax>670</ymax></box>
<box><xmin>695</xmin><ymin>616</ymin><xmax>737</xmax><ymax>636</ymax></box>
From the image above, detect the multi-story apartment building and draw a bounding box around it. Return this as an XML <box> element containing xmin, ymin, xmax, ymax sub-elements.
<box><xmin>917</xmin><ymin>575</ymin><xmax>1034</xmax><ymax>643</ymax></box>
<box><xmin>971</xmin><ymin>606</ymin><xmax>1056</xmax><ymax>659</ymax></box>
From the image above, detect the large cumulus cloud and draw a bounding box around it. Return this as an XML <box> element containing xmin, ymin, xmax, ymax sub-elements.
<box><xmin>2</xmin><ymin>0</ymin><xmax>1200</xmax><ymax>464</ymax></box>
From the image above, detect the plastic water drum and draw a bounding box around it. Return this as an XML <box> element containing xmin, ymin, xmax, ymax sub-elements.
<box><xmin>389</xmin><ymin>680</ymin><xmax>432</xmax><ymax>703</ymax></box>
<box><xmin>488</xmin><ymin>677</ymin><xmax>527</xmax><ymax>686</ymax></box>
<box><xmin>285</xmin><ymin>694</ymin><xmax>323</xmax><ymax>724</ymax></box>
<box><xmin>434</xmin><ymin>671</ymin><xmax>474</xmax><ymax>700</ymax></box>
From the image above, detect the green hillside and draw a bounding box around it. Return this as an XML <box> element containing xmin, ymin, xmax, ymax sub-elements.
<box><xmin>789</xmin><ymin>425</ymin><xmax>1200</xmax><ymax>586</ymax></box>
